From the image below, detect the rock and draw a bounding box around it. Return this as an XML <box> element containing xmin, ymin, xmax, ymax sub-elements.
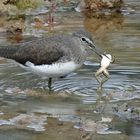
<box><xmin>76</xmin><ymin>0</ymin><xmax>124</xmax><ymax>17</ymax></box>
<box><xmin>85</xmin><ymin>0</ymin><xmax>123</xmax><ymax>10</ymax></box>
<box><xmin>6</xmin><ymin>18</ymin><xmax>24</xmax><ymax>34</ymax></box>
<box><xmin>0</xmin><ymin>113</ymin><xmax>47</xmax><ymax>131</ymax></box>
<box><xmin>112</xmin><ymin>103</ymin><xmax>140</xmax><ymax>120</ymax></box>
<box><xmin>75</xmin><ymin>0</ymin><xmax>86</xmax><ymax>12</ymax></box>
<box><xmin>3</xmin><ymin>0</ymin><xmax>44</xmax><ymax>10</ymax></box>
<box><xmin>3</xmin><ymin>0</ymin><xmax>17</xmax><ymax>5</ymax></box>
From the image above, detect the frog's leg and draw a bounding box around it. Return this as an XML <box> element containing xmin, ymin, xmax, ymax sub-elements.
<box><xmin>95</xmin><ymin>67</ymin><xmax>104</xmax><ymax>85</ymax></box>
<box><xmin>101</xmin><ymin>69</ymin><xmax>110</xmax><ymax>86</ymax></box>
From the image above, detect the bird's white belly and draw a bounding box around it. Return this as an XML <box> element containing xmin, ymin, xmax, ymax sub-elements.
<box><xmin>20</xmin><ymin>61</ymin><xmax>80</xmax><ymax>77</ymax></box>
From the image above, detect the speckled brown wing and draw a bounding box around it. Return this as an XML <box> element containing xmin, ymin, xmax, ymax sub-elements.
<box><xmin>0</xmin><ymin>36</ymin><xmax>71</xmax><ymax>65</ymax></box>
<box><xmin>13</xmin><ymin>40</ymin><xmax>65</xmax><ymax>65</ymax></box>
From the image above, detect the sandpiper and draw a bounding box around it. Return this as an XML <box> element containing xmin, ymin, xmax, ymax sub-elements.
<box><xmin>0</xmin><ymin>30</ymin><xmax>106</xmax><ymax>91</ymax></box>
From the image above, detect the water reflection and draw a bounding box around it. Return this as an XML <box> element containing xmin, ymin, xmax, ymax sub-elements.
<box><xmin>84</xmin><ymin>15</ymin><xmax>124</xmax><ymax>39</ymax></box>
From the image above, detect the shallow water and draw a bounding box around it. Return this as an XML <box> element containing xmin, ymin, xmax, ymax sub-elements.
<box><xmin>0</xmin><ymin>0</ymin><xmax>140</xmax><ymax>140</ymax></box>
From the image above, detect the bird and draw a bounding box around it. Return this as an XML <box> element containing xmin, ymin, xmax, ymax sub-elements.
<box><xmin>0</xmin><ymin>30</ymin><xmax>104</xmax><ymax>91</ymax></box>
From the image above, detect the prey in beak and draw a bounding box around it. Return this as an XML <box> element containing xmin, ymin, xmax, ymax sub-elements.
<box><xmin>83</xmin><ymin>37</ymin><xmax>115</xmax><ymax>89</ymax></box>
<box><xmin>95</xmin><ymin>53</ymin><xmax>114</xmax><ymax>90</ymax></box>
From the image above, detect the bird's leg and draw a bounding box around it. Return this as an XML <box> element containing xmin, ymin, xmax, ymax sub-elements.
<box><xmin>48</xmin><ymin>77</ymin><xmax>52</xmax><ymax>92</ymax></box>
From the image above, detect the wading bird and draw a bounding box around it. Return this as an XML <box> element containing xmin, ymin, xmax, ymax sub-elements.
<box><xmin>0</xmin><ymin>30</ymin><xmax>109</xmax><ymax>91</ymax></box>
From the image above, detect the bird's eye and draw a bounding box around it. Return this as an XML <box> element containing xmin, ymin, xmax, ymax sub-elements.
<box><xmin>81</xmin><ymin>37</ymin><xmax>86</xmax><ymax>42</ymax></box>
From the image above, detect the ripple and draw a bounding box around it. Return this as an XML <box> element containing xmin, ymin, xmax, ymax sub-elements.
<box><xmin>0</xmin><ymin>62</ymin><xmax>139</xmax><ymax>103</ymax></box>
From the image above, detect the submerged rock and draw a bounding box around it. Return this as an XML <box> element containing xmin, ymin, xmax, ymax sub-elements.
<box><xmin>77</xmin><ymin>119</ymin><xmax>121</xmax><ymax>134</ymax></box>
<box><xmin>112</xmin><ymin>103</ymin><xmax>140</xmax><ymax>121</ymax></box>
<box><xmin>0</xmin><ymin>113</ymin><xmax>47</xmax><ymax>131</ymax></box>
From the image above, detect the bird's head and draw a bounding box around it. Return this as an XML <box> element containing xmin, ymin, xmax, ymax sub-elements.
<box><xmin>72</xmin><ymin>30</ymin><xmax>115</xmax><ymax>62</ymax></box>
<box><xmin>72</xmin><ymin>30</ymin><xmax>103</xmax><ymax>57</ymax></box>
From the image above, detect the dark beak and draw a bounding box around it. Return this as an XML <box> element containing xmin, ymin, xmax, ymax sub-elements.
<box><xmin>85</xmin><ymin>39</ymin><xmax>102</xmax><ymax>58</ymax></box>
<box><xmin>85</xmin><ymin>39</ymin><xmax>115</xmax><ymax>61</ymax></box>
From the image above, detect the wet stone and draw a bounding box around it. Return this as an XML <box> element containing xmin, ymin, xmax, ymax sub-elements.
<box><xmin>0</xmin><ymin>113</ymin><xmax>47</xmax><ymax>131</ymax></box>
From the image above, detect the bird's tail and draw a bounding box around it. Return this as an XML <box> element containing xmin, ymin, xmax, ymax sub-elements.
<box><xmin>0</xmin><ymin>45</ymin><xmax>18</xmax><ymax>59</ymax></box>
